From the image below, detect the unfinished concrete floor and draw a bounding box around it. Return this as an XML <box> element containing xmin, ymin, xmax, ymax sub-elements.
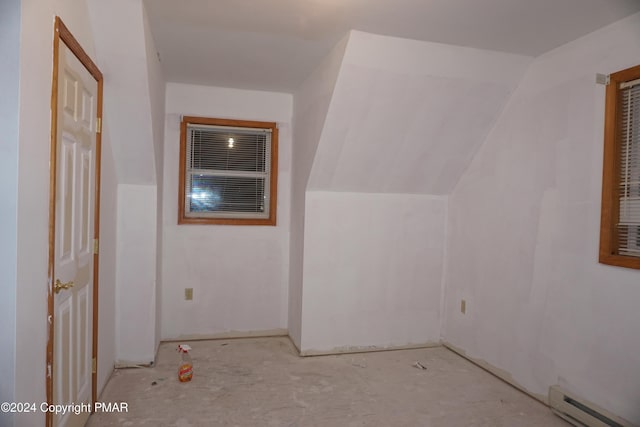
<box><xmin>87</xmin><ymin>337</ymin><xmax>568</xmax><ymax>427</ymax></box>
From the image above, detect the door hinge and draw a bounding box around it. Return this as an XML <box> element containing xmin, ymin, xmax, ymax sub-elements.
<box><xmin>96</xmin><ymin>117</ymin><xmax>102</xmax><ymax>134</ymax></box>
<box><xmin>93</xmin><ymin>238</ymin><xmax>99</xmax><ymax>255</ymax></box>
<box><xmin>92</xmin><ymin>357</ymin><xmax>97</xmax><ymax>374</ymax></box>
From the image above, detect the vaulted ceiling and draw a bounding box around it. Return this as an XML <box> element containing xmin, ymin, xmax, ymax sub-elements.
<box><xmin>306</xmin><ymin>31</ymin><xmax>532</xmax><ymax>194</ymax></box>
<box><xmin>144</xmin><ymin>0</ymin><xmax>640</xmax><ymax>93</ymax></box>
<box><xmin>142</xmin><ymin>0</ymin><xmax>640</xmax><ymax>195</ymax></box>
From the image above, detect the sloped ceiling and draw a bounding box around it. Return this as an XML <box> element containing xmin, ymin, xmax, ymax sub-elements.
<box><xmin>89</xmin><ymin>0</ymin><xmax>158</xmax><ymax>185</ymax></box>
<box><xmin>143</xmin><ymin>0</ymin><xmax>640</xmax><ymax>93</ymax></box>
<box><xmin>307</xmin><ymin>31</ymin><xmax>531</xmax><ymax>194</ymax></box>
<box><xmin>141</xmin><ymin>1</ymin><xmax>640</xmax><ymax>195</ymax></box>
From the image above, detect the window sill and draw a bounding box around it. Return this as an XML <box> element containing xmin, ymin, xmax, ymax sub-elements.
<box><xmin>599</xmin><ymin>253</ymin><xmax>640</xmax><ymax>270</ymax></box>
<box><xmin>178</xmin><ymin>216</ymin><xmax>276</xmax><ymax>226</ymax></box>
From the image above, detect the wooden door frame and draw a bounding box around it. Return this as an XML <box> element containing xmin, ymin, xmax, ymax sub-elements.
<box><xmin>47</xmin><ymin>16</ymin><xmax>103</xmax><ymax>427</ymax></box>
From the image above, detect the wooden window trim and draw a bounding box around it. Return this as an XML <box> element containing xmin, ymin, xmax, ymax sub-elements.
<box><xmin>178</xmin><ymin>116</ymin><xmax>278</xmax><ymax>226</ymax></box>
<box><xmin>599</xmin><ymin>64</ymin><xmax>640</xmax><ymax>269</ymax></box>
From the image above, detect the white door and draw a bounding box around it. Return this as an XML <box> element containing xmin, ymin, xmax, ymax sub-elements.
<box><xmin>53</xmin><ymin>36</ymin><xmax>98</xmax><ymax>427</ymax></box>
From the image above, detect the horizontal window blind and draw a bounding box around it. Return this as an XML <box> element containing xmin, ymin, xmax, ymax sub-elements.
<box><xmin>185</xmin><ymin>124</ymin><xmax>272</xmax><ymax>218</ymax></box>
<box><xmin>617</xmin><ymin>79</ymin><xmax>640</xmax><ymax>256</ymax></box>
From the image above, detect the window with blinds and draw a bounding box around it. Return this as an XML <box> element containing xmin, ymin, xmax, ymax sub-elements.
<box><xmin>600</xmin><ymin>64</ymin><xmax>640</xmax><ymax>269</ymax></box>
<box><xmin>178</xmin><ymin>117</ymin><xmax>278</xmax><ymax>225</ymax></box>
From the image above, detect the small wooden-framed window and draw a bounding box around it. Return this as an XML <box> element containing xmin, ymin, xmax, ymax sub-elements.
<box><xmin>178</xmin><ymin>116</ymin><xmax>278</xmax><ymax>225</ymax></box>
<box><xmin>599</xmin><ymin>64</ymin><xmax>640</xmax><ymax>269</ymax></box>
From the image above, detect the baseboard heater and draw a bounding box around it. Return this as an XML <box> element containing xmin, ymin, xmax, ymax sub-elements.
<box><xmin>548</xmin><ymin>386</ymin><xmax>632</xmax><ymax>427</ymax></box>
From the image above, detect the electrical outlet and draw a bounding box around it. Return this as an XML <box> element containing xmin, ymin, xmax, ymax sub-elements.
<box><xmin>460</xmin><ymin>299</ymin><xmax>466</xmax><ymax>314</ymax></box>
<box><xmin>185</xmin><ymin>288</ymin><xmax>193</xmax><ymax>301</ymax></box>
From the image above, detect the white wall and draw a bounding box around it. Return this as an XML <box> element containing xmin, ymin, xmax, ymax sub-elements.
<box><xmin>308</xmin><ymin>31</ymin><xmax>532</xmax><ymax>194</ymax></box>
<box><xmin>444</xmin><ymin>13</ymin><xmax>640</xmax><ymax>423</ymax></box>
<box><xmin>141</xmin><ymin>1</ymin><xmax>166</xmax><ymax>356</ymax></box>
<box><xmin>96</xmin><ymin>128</ymin><xmax>117</xmax><ymax>393</ymax></box>
<box><xmin>294</xmin><ymin>30</ymin><xmax>530</xmax><ymax>354</ymax></box>
<box><xmin>290</xmin><ymin>34</ymin><xmax>349</xmax><ymax>349</ymax></box>
<box><xmin>115</xmin><ymin>184</ymin><xmax>157</xmax><ymax>364</ymax></box>
<box><xmin>87</xmin><ymin>0</ymin><xmax>157</xmax><ymax>186</ymax></box>
<box><xmin>300</xmin><ymin>192</ymin><xmax>446</xmax><ymax>353</ymax></box>
<box><xmin>161</xmin><ymin>83</ymin><xmax>292</xmax><ymax>340</ymax></box>
<box><xmin>0</xmin><ymin>1</ymin><xmax>21</xmax><ymax>425</ymax></box>
<box><xmin>89</xmin><ymin>0</ymin><xmax>162</xmax><ymax>365</ymax></box>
